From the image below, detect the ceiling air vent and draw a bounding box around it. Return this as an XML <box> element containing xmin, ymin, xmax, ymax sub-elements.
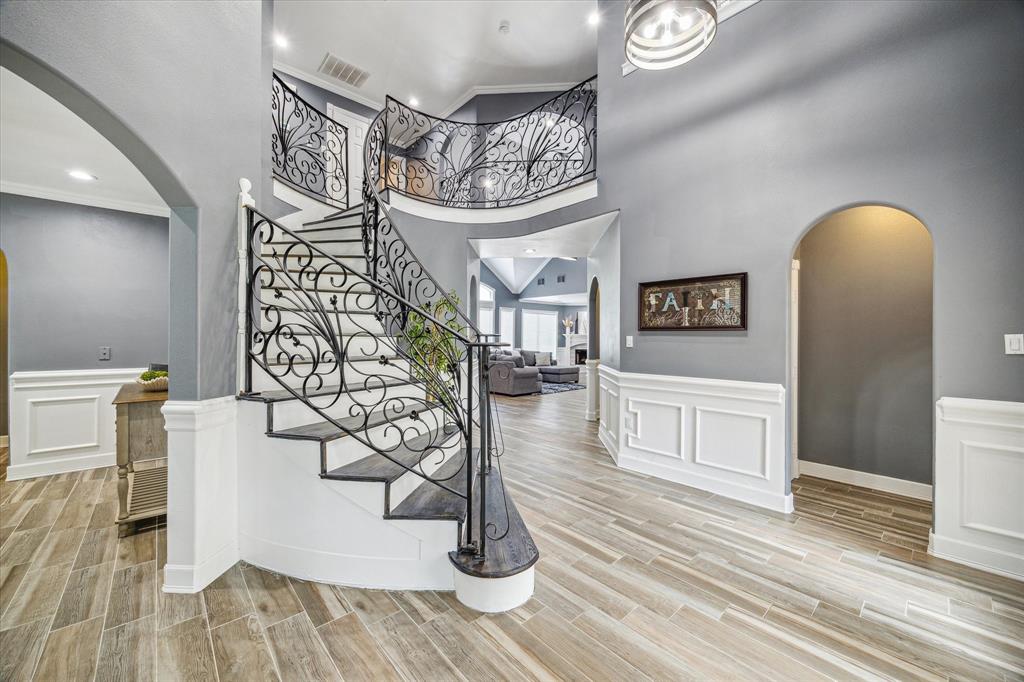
<box><xmin>317</xmin><ymin>53</ymin><xmax>370</xmax><ymax>88</ymax></box>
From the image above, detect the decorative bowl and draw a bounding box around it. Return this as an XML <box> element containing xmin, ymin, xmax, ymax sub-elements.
<box><xmin>136</xmin><ymin>376</ymin><xmax>169</xmax><ymax>392</ymax></box>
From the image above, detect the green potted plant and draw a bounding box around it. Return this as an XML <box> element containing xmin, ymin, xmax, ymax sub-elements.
<box><xmin>136</xmin><ymin>369</ymin><xmax>168</xmax><ymax>392</ymax></box>
<box><xmin>405</xmin><ymin>292</ymin><xmax>465</xmax><ymax>411</ymax></box>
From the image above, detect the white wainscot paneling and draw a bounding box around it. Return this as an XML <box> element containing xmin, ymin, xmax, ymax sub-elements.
<box><xmin>598</xmin><ymin>369</ymin><xmax>620</xmax><ymax>463</ymax></box>
<box><xmin>8</xmin><ymin>368</ymin><xmax>145</xmax><ymax>480</ymax></box>
<box><xmin>598</xmin><ymin>366</ymin><xmax>791</xmax><ymax>513</ymax></box>
<box><xmin>932</xmin><ymin>397</ymin><xmax>1024</xmax><ymax>579</ymax></box>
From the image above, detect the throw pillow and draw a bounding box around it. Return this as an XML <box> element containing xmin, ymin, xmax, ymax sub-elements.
<box><xmin>535</xmin><ymin>351</ymin><xmax>552</xmax><ymax>366</ymax></box>
<box><xmin>513</xmin><ymin>356</ymin><xmax>525</xmax><ymax>368</ymax></box>
<box><xmin>520</xmin><ymin>350</ymin><xmax>537</xmax><ymax>366</ymax></box>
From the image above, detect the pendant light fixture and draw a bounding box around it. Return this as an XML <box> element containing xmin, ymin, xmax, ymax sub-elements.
<box><xmin>625</xmin><ymin>0</ymin><xmax>718</xmax><ymax>70</ymax></box>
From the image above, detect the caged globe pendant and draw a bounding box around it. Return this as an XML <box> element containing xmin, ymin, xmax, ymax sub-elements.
<box><xmin>625</xmin><ymin>0</ymin><xmax>718</xmax><ymax>70</ymax></box>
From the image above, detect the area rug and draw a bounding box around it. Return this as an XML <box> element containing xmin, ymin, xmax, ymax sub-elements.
<box><xmin>541</xmin><ymin>382</ymin><xmax>586</xmax><ymax>395</ymax></box>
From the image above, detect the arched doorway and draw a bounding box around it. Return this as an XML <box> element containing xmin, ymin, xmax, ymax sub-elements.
<box><xmin>790</xmin><ymin>205</ymin><xmax>933</xmax><ymax>505</ymax></box>
<box><xmin>585</xmin><ymin>276</ymin><xmax>601</xmax><ymax>421</ymax></box>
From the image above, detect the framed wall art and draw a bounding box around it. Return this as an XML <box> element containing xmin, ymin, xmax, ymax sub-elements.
<box><xmin>638</xmin><ymin>272</ymin><xmax>747</xmax><ymax>331</ymax></box>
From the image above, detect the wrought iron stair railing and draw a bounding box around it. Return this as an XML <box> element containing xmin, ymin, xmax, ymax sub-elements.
<box><xmin>271</xmin><ymin>73</ymin><xmax>349</xmax><ymax>209</ymax></box>
<box><xmin>379</xmin><ymin>76</ymin><xmax>597</xmax><ymax>209</ymax></box>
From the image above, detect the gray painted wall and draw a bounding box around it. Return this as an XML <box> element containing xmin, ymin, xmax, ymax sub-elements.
<box><xmin>595</xmin><ymin>0</ymin><xmax>1024</xmax><ymax>403</ymax></box>
<box><xmin>798</xmin><ymin>206</ymin><xmax>933</xmax><ymax>483</ymax></box>
<box><xmin>479</xmin><ymin>264</ymin><xmax>573</xmax><ymax>349</ymax></box>
<box><xmin>2</xmin><ymin>0</ymin><xmax>268</xmax><ymax>400</ymax></box>
<box><xmin>473</xmin><ymin>91</ymin><xmax>564</xmax><ymax>123</ymax></box>
<box><xmin>273</xmin><ymin>69</ymin><xmax>377</xmax><ymax>120</ymax></box>
<box><xmin>519</xmin><ymin>258</ymin><xmax>588</xmax><ymax>300</ymax></box>
<box><xmin>1</xmin><ymin>194</ymin><xmax>169</xmax><ymax>372</ymax></box>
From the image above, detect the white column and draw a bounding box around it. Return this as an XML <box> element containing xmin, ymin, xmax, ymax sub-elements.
<box><xmin>585</xmin><ymin>359</ymin><xmax>600</xmax><ymax>421</ymax></box>
<box><xmin>162</xmin><ymin>397</ymin><xmax>239</xmax><ymax>593</ymax></box>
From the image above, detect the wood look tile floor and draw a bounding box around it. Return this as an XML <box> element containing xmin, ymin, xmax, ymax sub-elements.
<box><xmin>1</xmin><ymin>390</ymin><xmax>1023</xmax><ymax>680</ymax></box>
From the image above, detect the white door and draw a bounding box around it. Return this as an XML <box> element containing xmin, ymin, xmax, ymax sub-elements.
<box><xmin>327</xmin><ymin>104</ymin><xmax>370</xmax><ymax>208</ymax></box>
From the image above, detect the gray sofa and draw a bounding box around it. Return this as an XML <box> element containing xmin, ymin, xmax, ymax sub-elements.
<box><xmin>520</xmin><ymin>350</ymin><xmax>580</xmax><ymax>384</ymax></box>
<box><xmin>488</xmin><ymin>352</ymin><xmax>542</xmax><ymax>396</ymax></box>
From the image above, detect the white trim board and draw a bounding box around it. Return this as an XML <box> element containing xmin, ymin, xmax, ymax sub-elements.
<box><xmin>0</xmin><ymin>180</ymin><xmax>169</xmax><ymax>218</ymax></box>
<box><xmin>7</xmin><ymin>368</ymin><xmax>145</xmax><ymax>480</ymax></box>
<box><xmin>796</xmin><ymin>460</ymin><xmax>932</xmax><ymax>501</ymax></box>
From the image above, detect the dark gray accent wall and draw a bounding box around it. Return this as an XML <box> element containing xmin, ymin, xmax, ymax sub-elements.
<box><xmin>798</xmin><ymin>206</ymin><xmax>933</xmax><ymax>483</ymax></box>
<box><xmin>479</xmin><ymin>264</ymin><xmax>582</xmax><ymax>349</ymax></box>
<box><xmin>273</xmin><ymin>69</ymin><xmax>378</xmax><ymax>120</ymax></box>
<box><xmin>594</xmin><ymin>0</ymin><xmax>1024</xmax><ymax>402</ymax></box>
<box><xmin>2</xmin><ymin>0</ymin><xmax>268</xmax><ymax>400</ymax></box>
<box><xmin>519</xmin><ymin>258</ymin><xmax>588</xmax><ymax>300</ymax></box>
<box><xmin>473</xmin><ymin>91</ymin><xmax>564</xmax><ymax>123</ymax></box>
<box><xmin>1</xmin><ymin>194</ymin><xmax>169</xmax><ymax>372</ymax></box>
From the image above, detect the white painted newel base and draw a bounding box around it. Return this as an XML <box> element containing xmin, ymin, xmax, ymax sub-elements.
<box><xmin>453</xmin><ymin>567</ymin><xmax>535</xmax><ymax>613</ymax></box>
<box><xmin>598</xmin><ymin>366</ymin><xmax>792</xmax><ymax>513</ymax></box>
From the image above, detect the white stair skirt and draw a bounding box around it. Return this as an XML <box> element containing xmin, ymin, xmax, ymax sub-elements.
<box><xmin>235</xmin><ymin>400</ymin><xmax>459</xmax><ymax>590</ymax></box>
<box><xmin>931</xmin><ymin>397</ymin><xmax>1024</xmax><ymax>580</ymax></box>
<box><xmin>453</xmin><ymin>567</ymin><xmax>535</xmax><ymax>613</ymax></box>
<box><xmin>598</xmin><ymin>365</ymin><xmax>792</xmax><ymax>513</ymax></box>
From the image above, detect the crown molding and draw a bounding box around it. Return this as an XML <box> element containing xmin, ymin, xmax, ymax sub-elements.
<box><xmin>439</xmin><ymin>81</ymin><xmax>582</xmax><ymax>119</ymax></box>
<box><xmin>0</xmin><ymin>180</ymin><xmax>169</xmax><ymax>217</ymax></box>
<box><xmin>273</xmin><ymin>61</ymin><xmax>384</xmax><ymax>111</ymax></box>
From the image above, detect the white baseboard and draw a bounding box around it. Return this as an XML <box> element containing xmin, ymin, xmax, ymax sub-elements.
<box><xmin>796</xmin><ymin>460</ymin><xmax>932</xmax><ymax>501</ymax></box>
<box><xmin>163</xmin><ymin>540</ymin><xmax>239</xmax><ymax>594</ymax></box>
<box><xmin>597</xmin><ymin>366</ymin><xmax>790</xmax><ymax>513</ymax></box>
<box><xmin>930</xmin><ymin>531</ymin><xmax>1023</xmax><ymax>581</ymax></box>
<box><xmin>6</xmin><ymin>452</ymin><xmax>114</xmax><ymax>481</ymax></box>
<box><xmin>8</xmin><ymin>368</ymin><xmax>145</xmax><ymax>480</ymax></box>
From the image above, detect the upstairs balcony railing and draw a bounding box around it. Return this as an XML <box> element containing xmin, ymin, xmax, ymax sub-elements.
<box><xmin>271</xmin><ymin>73</ymin><xmax>349</xmax><ymax>209</ymax></box>
<box><xmin>380</xmin><ymin>77</ymin><xmax>597</xmax><ymax>209</ymax></box>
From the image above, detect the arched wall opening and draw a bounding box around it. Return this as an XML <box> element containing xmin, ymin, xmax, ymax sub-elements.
<box><xmin>790</xmin><ymin>204</ymin><xmax>934</xmax><ymax>491</ymax></box>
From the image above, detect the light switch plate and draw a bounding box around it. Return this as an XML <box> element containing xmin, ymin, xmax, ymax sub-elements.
<box><xmin>1005</xmin><ymin>334</ymin><xmax>1024</xmax><ymax>355</ymax></box>
<box><xmin>626</xmin><ymin>335</ymin><xmax>634</xmax><ymax>348</ymax></box>
<box><xmin>98</xmin><ymin>346</ymin><xmax>111</xmax><ymax>361</ymax></box>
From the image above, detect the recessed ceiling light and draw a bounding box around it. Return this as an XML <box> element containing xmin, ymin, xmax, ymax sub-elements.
<box><xmin>588</xmin><ymin>10</ymin><xmax>600</xmax><ymax>26</ymax></box>
<box><xmin>68</xmin><ymin>169</ymin><xmax>97</xmax><ymax>181</ymax></box>
<box><xmin>273</xmin><ymin>33</ymin><xmax>289</xmax><ymax>49</ymax></box>
<box><xmin>409</xmin><ymin>96</ymin><xmax>420</xmax><ymax>107</ymax></box>
<box><xmin>524</xmin><ymin>248</ymin><xmax>537</xmax><ymax>255</ymax></box>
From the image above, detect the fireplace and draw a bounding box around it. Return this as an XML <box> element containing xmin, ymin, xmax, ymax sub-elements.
<box><xmin>574</xmin><ymin>348</ymin><xmax>588</xmax><ymax>365</ymax></box>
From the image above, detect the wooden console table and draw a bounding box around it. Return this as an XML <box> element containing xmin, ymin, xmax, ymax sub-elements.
<box><xmin>113</xmin><ymin>383</ymin><xmax>168</xmax><ymax>537</ymax></box>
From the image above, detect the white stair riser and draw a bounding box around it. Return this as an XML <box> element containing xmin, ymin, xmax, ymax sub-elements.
<box><xmin>257</xmin><ymin>251</ymin><xmax>367</xmax><ymax>273</ymax></box>
<box><xmin>324</xmin><ymin>406</ymin><xmax>454</xmax><ymax>469</ymax></box>
<box><xmin>266</xmin><ymin>239</ymin><xmax>365</xmax><ymax>257</ymax></box>
<box><xmin>256</xmin><ymin>309</ymin><xmax>385</xmax><ymax>336</ymax></box>
<box><xmin>250</xmin><ymin>361</ymin><xmax>413</xmax><ymax>392</ymax></box>
<box><xmin>258</xmin><ymin>289</ymin><xmax>382</xmax><ymax>314</ymax></box>
<box><xmin>302</xmin><ymin>215</ymin><xmax>362</xmax><ymax>230</ymax></box>
<box><xmin>388</xmin><ymin>433</ymin><xmax>463</xmax><ymax>509</ymax></box>
<box><xmin>269</xmin><ymin>382</ymin><xmax>425</xmax><ymax>431</ymax></box>
<box><xmin>295</xmin><ymin>226</ymin><xmax>362</xmax><ymax>241</ymax></box>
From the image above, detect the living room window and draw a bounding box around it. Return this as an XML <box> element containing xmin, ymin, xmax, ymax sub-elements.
<box><xmin>521</xmin><ymin>309</ymin><xmax>558</xmax><ymax>354</ymax></box>
<box><xmin>499</xmin><ymin>307</ymin><xmax>515</xmax><ymax>347</ymax></box>
<box><xmin>478</xmin><ymin>282</ymin><xmax>495</xmax><ymax>336</ymax></box>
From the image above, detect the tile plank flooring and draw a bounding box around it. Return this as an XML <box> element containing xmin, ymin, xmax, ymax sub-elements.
<box><xmin>1</xmin><ymin>390</ymin><xmax>1022</xmax><ymax>680</ymax></box>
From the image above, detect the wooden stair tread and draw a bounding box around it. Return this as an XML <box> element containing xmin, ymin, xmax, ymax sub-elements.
<box><xmin>268</xmin><ymin>401</ymin><xmax>438</xmax><ymax>442</ymax></box>
<box><xmin>238</xmin><ymin>375</ymin><xmax>416</xmax><ymax>403</ymax></box>
<box><xmin>387</xmin><ymin>452</ymin><xmax>471</xmax><ymax>522</ymax></box>
<box><xmin>324</xmin><ymin>425</ymin><xmax>460</xmax><ymax>483</ymax></box>
<box><xmin>449</xmin><ymin>467</ymin><xmax>539</xmax><ymax>579</ymax></box>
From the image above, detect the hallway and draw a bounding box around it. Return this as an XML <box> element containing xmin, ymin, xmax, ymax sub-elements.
<box><xmin>1</xmin><ymin>391</ymin><xmax>1022</xmax><ymax>680</ymax></box>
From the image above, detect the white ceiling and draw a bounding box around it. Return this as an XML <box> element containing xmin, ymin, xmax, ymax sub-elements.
<box><xmin>483</xmin><ymin>257</ymin><xmax>551</xmax><ymax>295</ymax></box>
<box><xmin>274</xmin><ymin>0</ymin><xmax>599</xmax><ymax>114</ymax></box>
<box><xmin>0</xmin><ymin>68</ymin><xmax>166</xmax><ymax>217</ymax></box>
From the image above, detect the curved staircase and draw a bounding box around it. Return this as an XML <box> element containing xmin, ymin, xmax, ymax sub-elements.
<box><xmin>237</xmin><ymin>196</ymin><xmax>538</xmax><ymax>608</ymax></box>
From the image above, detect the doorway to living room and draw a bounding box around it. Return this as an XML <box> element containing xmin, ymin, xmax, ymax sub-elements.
<box><xmin>468</xmin><ymin>212</ymin><xmax>617</xmax><ymax>399</ymax></box>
